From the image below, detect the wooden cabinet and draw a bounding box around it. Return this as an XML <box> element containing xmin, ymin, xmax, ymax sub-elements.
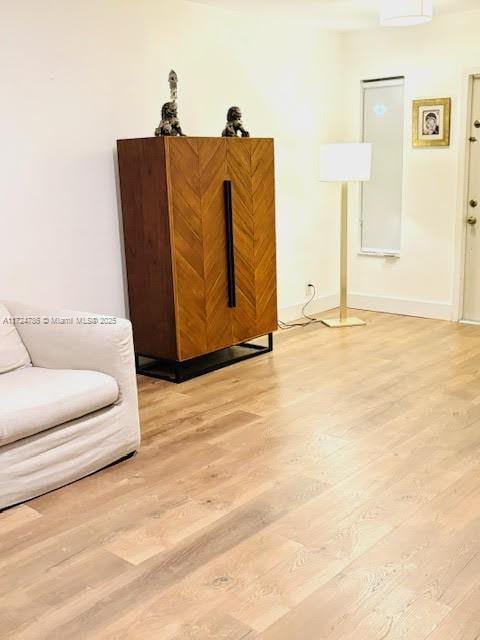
<box><xmin>117</xmin><ymin>136</ymin><xmax>277</xmax><ymax>364</ymax></box>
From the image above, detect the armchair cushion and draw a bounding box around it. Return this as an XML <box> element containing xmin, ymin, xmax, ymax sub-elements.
<box><xmin>0</xmin><ymin>367</ymin><xmax>119</xmax><ymax>446</ymax></box>
<box><xmin>7</xmin><ymin>301</ymin><xmax>137</xmax><ymax>410</ymax></box>
<box><xmin>0</xmin><ymin>303</ymin><xmax>31</xmax><ymax>374</ymax></box>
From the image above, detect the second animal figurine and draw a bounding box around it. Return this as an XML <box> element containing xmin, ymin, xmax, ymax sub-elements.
<box><xmin>222</xmin><ymin>106</ymin><xmax>250</xmax><ymax>138</ymax></box>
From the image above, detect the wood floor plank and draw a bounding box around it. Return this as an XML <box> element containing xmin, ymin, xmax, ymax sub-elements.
<box><xmin>104</xmin><ymin>496</ymin><xmax>239</xmax><ymax>565</ymax></box>
<box><xmin>425</xmin><ymin>583</ymin><xmax>480</xmax><ymax>640</ymax></box>
<box><xmin>337</xmin><ymin>585</ymin><xmax>452</xmax><ymax>640</ymax></box>
<box><xmin>168</xmin><ymin>612</ymin><xmax>256</xmax><ymax>640</ymax></box>
<box><xmin>0</xmin><ymin>504</ymin><xmax>41</xmax><ymax>532</ymax></box>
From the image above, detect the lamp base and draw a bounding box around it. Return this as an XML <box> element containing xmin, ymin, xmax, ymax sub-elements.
<box><xmin>322</xmin><ymin>316</ymin><xmax>366</xmax><ymax>328</ymax></box>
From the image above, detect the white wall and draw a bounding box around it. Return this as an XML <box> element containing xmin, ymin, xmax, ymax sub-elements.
<box><xmin>342</xmin><ymin>11</ymin><xmax>480</xmax><ymax>320</ymax></box>
<box><xmin>0</xmin><ymin>0</ymin><xmax>343</xmax><ymax>318</ymax></box>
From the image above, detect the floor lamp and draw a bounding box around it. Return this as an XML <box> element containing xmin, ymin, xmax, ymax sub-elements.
<box><xmin>319</xmin><ymin>143</ymin><xmax>372</xmax><ymax>328</ymax></box>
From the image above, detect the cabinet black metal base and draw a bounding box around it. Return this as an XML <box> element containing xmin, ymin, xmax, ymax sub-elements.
<box><xmin>135</xmin><ymin>333</ymin><xmax>273</xmax><ymax>383</ymax></box>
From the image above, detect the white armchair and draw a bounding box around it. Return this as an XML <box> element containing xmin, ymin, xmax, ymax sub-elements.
<box><xmin>0</xmin><ymin>301</ymin><xmax>140</xmax><ymax>510</ymax></box>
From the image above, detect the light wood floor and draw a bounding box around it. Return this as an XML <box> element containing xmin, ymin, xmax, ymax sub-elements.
<box><xmin>2</xmin><ymin>310</ymin><xmax>480</xmax><ymax>639</ymax></box>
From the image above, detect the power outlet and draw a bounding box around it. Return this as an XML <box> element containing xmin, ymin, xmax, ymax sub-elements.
<box><xmin>304</xmin><ymin>281</ymin><xmax>315</xmax><ymax>297</ymax></box>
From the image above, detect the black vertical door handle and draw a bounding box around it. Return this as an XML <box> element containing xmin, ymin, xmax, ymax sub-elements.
<box><xmin>224</xmin><ymin>180</ymin><xmax>236</xmax><ymax>308</ymax></box>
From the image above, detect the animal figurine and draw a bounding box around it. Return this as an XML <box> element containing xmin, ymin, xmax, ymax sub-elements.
<box><xmin>154</xmin><ymin>101</ymin><xmax>186</xmax><ymax>137</ymax></box>
<box><xmin>222</xmin><ymin>106</ymin><xmax>250</xmax><ymax>138</ymax></box>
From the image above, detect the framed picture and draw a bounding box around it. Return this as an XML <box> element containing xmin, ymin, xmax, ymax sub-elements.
<box><xmin>412</xmin><ymin>98</ymin><xmax>451</xmax><ymax>147</ymax></box>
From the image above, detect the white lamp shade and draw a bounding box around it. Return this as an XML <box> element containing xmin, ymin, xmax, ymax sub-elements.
<box><xmin>319</xmin><ymin>143</ymin><xmax>372</xmax><ymax>182</ymax></box>
<box><xmin>380</xmin><ymin>0</ymin><xmax>433</xmax><ymax>26</ymax></box>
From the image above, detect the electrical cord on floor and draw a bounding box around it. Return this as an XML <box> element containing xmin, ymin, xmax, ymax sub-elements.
<box><xmin>277</xmin><ymin>284</ymin><xmax>325</xmax><ymax>330</ymax></box>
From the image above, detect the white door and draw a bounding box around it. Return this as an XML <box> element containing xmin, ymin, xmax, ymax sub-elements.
<box><xmin>463</xmin><ymin>76</ymin><xmax>480</xmax><ymax>321</ymax></box>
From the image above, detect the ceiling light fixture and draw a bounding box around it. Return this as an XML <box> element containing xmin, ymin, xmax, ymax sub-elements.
<box><xmin>380</xmin><ymin>0</ymin><xmax>433</xmax><ymax>27</ymax></box>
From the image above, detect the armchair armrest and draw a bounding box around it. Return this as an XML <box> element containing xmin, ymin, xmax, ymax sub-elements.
<box><xmin>6</xmin><ymin>301</ymin><xmax>138</xmax><ymax>409</ymax></box>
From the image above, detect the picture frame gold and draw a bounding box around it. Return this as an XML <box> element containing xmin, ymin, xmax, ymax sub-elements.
<box><xmin>412</xmin><ymin>97</ymin><xmax>451</xmax><ymax>148</ymax></box>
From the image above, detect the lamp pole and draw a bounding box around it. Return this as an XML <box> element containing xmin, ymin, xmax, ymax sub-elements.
<box><xmin>322</xmin><ymin>180</ymin><xmax>365</xmax><ymax>328</ymax></box>
<box><xmin>340</xmin><ymin>182</ymin><xmax>348</xmax><ymax>323</ymax></box>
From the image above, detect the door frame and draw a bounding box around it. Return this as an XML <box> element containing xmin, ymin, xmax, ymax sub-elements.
<box><xmin>454</xmin><ymin>69</ymin><xmax>480</xmax><ymax>321</ymax></box>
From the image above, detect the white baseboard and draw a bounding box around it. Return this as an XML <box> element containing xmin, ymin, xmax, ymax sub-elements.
<box><xmin>279</xmin><ymin>293</ymin><xmax>453</xmax><ymax>323</ymax></box>
<box><xmin>348</xmin><ymin>293</ymin><xmax>453</xmax><ymax>321</ymax></box>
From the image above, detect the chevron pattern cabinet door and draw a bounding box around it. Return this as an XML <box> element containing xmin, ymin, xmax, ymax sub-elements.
<box><xmin>251</xmin><ymin>139</ymin><xmax>278</xmax><ymax>335</ymax></box>
<box><xmin>198</xmin><ymin>138</ymin><xmax>234</xmax><ymax>352</ymax></box>
<box><xmin>167</xmin><ymin>138</ymin><xmax>209</xmax><ymax>360</ymax></box>
<box><xmin>227</xmin><ymin>139</ymin><xmax>258</xmax><ymax>343</ymax></box>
